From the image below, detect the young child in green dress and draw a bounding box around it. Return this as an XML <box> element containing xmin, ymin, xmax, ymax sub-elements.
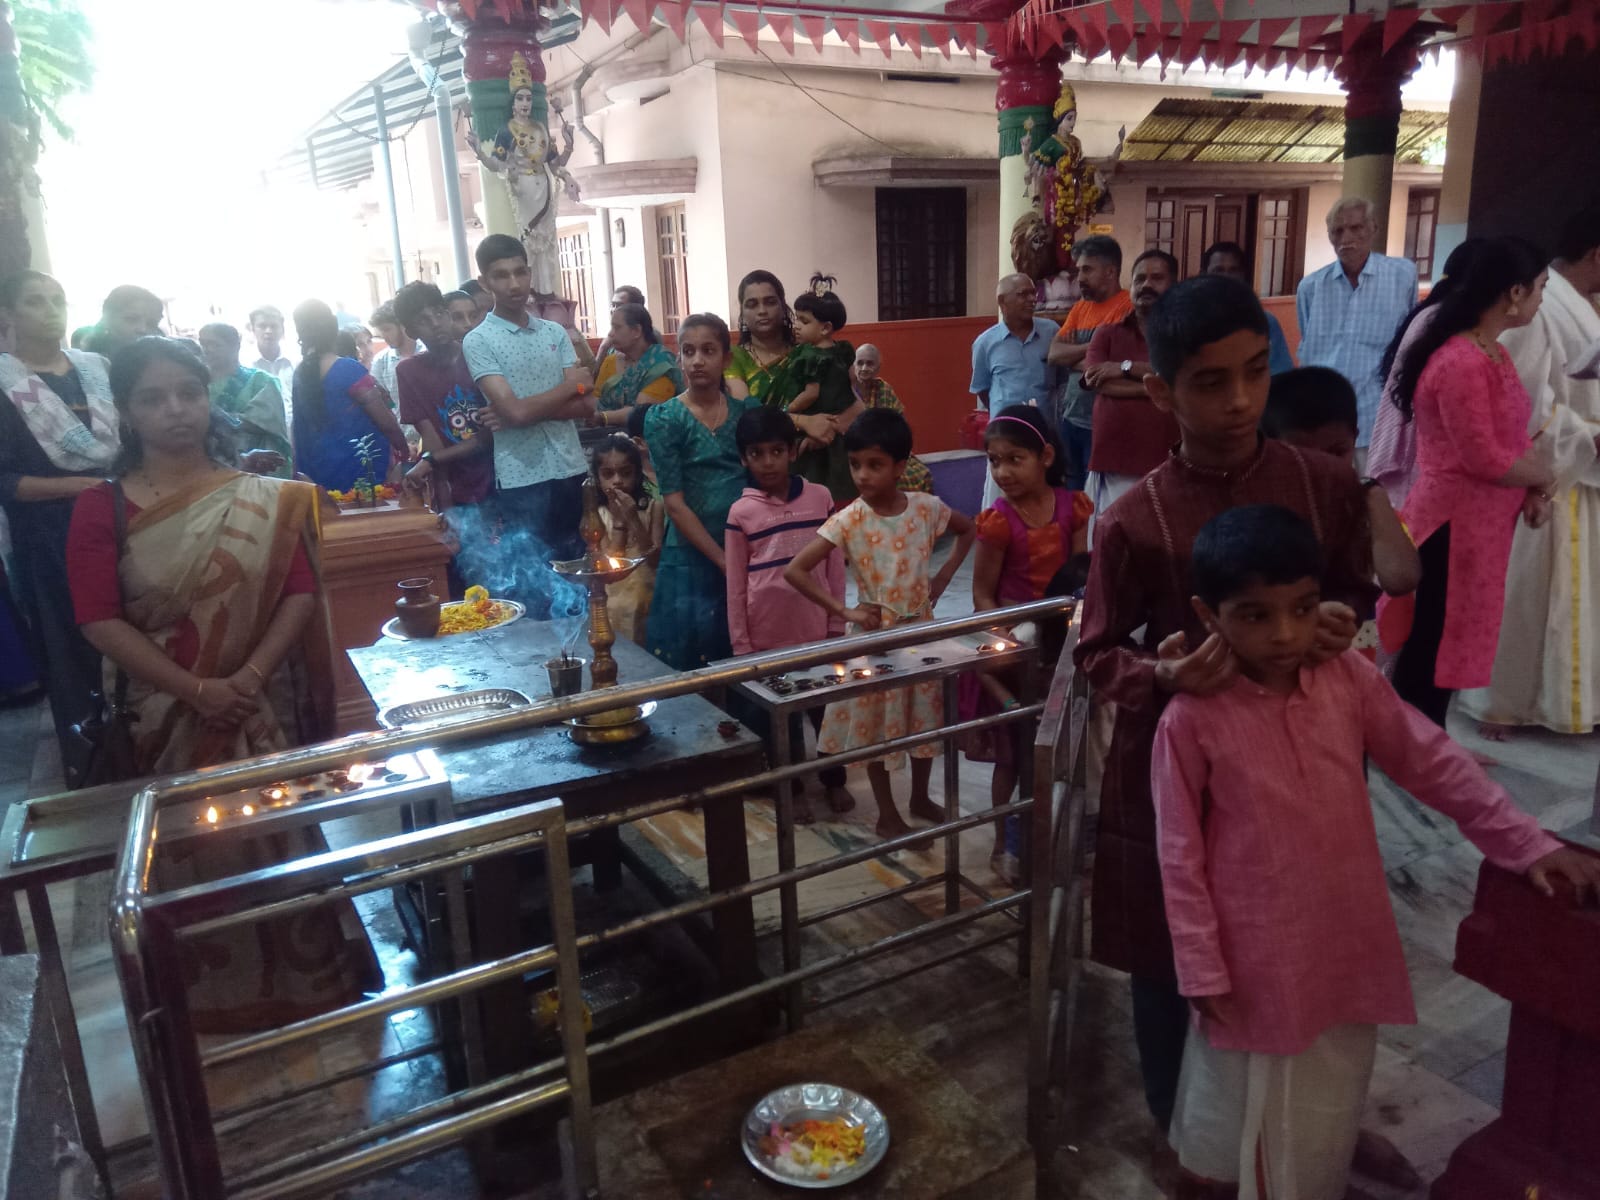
<box><xmin>787</xmin><ymin>274</ymin><xmax>859</xmax><ymax>504</ymax></box>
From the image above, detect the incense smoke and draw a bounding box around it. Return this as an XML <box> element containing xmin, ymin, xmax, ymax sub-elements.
<box><xmin>446</xmin><ymin>503</ymin><xmax>587</xmax><ymax>634</ymax></box>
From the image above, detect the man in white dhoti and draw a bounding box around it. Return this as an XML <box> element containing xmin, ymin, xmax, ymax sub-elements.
<box><xmin>1463</xmin><ymin>206</ymin><xmax>1600</xmax><ymax>733</ymax></box>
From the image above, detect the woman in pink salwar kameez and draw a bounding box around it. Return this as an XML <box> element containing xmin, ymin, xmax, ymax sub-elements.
<box><xmin>1367</xmin><ymin>239</ymin><xmax>1491</xmax><ymax>509</ymax></box>
<box><xmin>1385</xmin><ymin>238</ymin><xmax>1557</xmax><ymax>726</ymax></box>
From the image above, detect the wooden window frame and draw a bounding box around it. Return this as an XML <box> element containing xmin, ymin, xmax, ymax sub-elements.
<box><xmin>654</xmin><ymin>203</ymin><xmax>690</xmax><ymax>334</ymax></box>
<box><xmin>875</xmin><ymin>187</ymin><xmax>968</xmax><ymax>322</ymax></box>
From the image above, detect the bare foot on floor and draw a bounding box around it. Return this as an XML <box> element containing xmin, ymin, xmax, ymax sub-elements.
<box><xmin>908</xmin><ymin>797</ymin><xmax>944</xmax><ymax>824</ymax></box>
<box><xmin>1477</xmin><ymin>721</ymin><xmax>1512</xmax><ymax>743</ymax></box>
<box><xmin>826</xmin><ymin>786</ymin><xmax>857</xmax><ymax>814</ymax></box>
<box><xmin>876</xmin><ymin>816</ymin><xmax>914</xmax><ymax>839</ymax></box>
<box><xmin>1352</xmin><ymin>1127</ymin><xmax>1422</xmax><ymax>1190</ymax></box>
<box><xmin>793</xmin><ymin>796</ymin><xmax>816</xmax><ymax>825</ymax></box>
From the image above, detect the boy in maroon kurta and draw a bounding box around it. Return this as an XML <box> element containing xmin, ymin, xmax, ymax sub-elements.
<box><xmin>1074</xmin><ymin>274</ymin><xmax>1376</xmax><ymax>1134</ymax></box>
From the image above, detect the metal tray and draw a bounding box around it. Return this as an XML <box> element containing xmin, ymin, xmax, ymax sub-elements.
<box><xmin>742</xmin><ymin>1082</ymin><xmax>889</xmax><ymax>1189</ymax></box>
<box><xmin>380</xmin><ymin>599</ymin><xmax>526</xmax><ymax>642</ymax></box>
<box><xmin>379</xmin><ymin>688</ymin><xmax>532</xmax><ymax>729</ymax></box>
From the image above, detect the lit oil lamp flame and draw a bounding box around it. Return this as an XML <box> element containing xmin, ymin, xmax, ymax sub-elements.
<box><xmin>607</xmin><ymin>556</ymin><xmax>625</xmax><ymax>569</ymax></box>
<box><xmin>992</xmin><ymin>641</ymin><xmax>1007</xmax><ymax>651</ymax></box>
<box><xmin>347</xmin><ymin>763</ymin><xmax>375</xmax><ymax>784</ymax></box>
<box><xmin>241</xmin><ymin>804</ymin><xmax>255</xmax><ymax>817</ymax></box>
<box><xmin>204</xmin><ymin>805</ymin><xmax>219</xmax><ymax>825</ymax></box>
<box><xmin>263</xmin><ymin>787</ymin><xmax>287</xmax><ymax>802</ymax></box>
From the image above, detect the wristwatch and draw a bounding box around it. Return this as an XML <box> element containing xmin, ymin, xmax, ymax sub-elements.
<box><xmin>1120</xmin><ymin>359</ymin><xmax>1134</xmax><ymax>378</ymax></box>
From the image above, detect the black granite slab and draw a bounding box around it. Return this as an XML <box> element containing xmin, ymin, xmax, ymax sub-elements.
<box><xmin>345</xmin><ymin>621</ymin><xmax>764</xmax><ymax>817</ymax></box>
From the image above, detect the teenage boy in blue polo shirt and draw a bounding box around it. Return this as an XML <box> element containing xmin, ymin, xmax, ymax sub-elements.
<box><xmin>463</xmin><ymin>234</ymin><xmax>595</xmax><ymax>614</ymax></box>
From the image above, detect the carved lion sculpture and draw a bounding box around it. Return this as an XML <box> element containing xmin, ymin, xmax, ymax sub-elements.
<box><xmin>1010</xmin><ymin>210</ymin><xmax>1055</xmax><ymax>283</ymax></box>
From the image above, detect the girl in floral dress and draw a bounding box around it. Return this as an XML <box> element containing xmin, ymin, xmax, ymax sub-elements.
<box><xmin>784</xmin><ymin>410</ymin><xmax>975</xmax><ymax>838</ymax></box>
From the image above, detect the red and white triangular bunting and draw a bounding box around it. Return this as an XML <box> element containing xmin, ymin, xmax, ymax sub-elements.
<box><xmin>693</xmin><ymin>2</ymin><xmax>724</xmax><ymax>46</ymax></box>
<box><xmin>767</xmin><ymin>11</ymin><xmax>795</xmax><ymax>54</ymax></box>
<box><xmin>728</xmin><ymin>7</ymin><xmax>761</xmax><ymax>52</ymax></box>
<box><xmin>796</xmin><ymin>12</ymin><xmax>826</xmax><ymax>52</ymax></box>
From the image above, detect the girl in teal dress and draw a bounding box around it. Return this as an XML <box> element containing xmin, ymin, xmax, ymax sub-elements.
<box><xmin>642</xmin><ymin>313</ymin><xmax>754</xmax><ymax>670</ymax></box>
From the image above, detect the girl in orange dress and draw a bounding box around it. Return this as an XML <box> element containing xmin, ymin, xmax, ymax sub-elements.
<box><xmin>967</xmin><ymin>405</ymin><xmax>1090</xmax><ymax>881</ymax></box>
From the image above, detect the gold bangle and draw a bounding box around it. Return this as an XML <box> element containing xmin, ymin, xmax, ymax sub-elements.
<box><xmin>245</xmin><ymin>662</ymin><xmax>266</xmax><ymax>686</ymax></box>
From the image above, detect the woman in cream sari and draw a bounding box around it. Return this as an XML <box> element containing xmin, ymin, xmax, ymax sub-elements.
<box><xmin>0</xmin><ymin>270</ymin><xmax>118</xmax><ymax>784</ymax></box>
<box><xmin>67</xmin><ymin>337</ymin><xmax>377</xmax><ymax>1031</ymax></box>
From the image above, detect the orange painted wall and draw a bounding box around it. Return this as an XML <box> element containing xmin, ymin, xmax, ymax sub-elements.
<box><xmin>846</xmin><ymin>316</ymin><xmax>1000</xmax><ymax>455</ymax></box>
<box><xmin>1263</xmin><ymin>295</ymin><xmax>1302</xmax><ymax>359</ymax></box>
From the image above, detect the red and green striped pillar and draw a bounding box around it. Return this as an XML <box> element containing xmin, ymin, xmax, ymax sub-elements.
<box><xmin>993</xmin><ymin>42</ymin><xmax>1066</xmax><ymax>284</ymax></box>
<box><xmin>460</xmin><ymin>12</ymin><xmax>547</xmax><ymax>241</ymax></box>
<box><xmin>1335</xmin><ymin>24</ymin><xmax>1423</xmax><ymax>247</ymax></box>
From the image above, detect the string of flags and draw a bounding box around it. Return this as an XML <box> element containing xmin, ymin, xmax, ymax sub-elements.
<box><xmin>442</xmin><ymin>0</ymin><xmax>1598</xmax><ymax>73</ymax></box>
<box><xmin>1008</xmin><ymin>0</ymin><xmax>1599</xmax><ymax>71</ymax></box>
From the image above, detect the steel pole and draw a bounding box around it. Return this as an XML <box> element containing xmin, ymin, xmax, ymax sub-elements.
<box><xmin>372</xmin><ymin>84</ymin><xmax>406</xmax><ymax>288</ymax></box>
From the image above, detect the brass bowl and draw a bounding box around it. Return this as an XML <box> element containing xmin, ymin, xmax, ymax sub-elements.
<box><xmin>549</xmin><ymin>554</ymin><xmax>648</xmax><ymax>587</ymax></box>
<box><xmin>567</xmin><ymin>700</ymin><xmax>657</xmax><ymax>746</ymax></box>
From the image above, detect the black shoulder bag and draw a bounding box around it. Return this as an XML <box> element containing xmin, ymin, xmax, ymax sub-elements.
<box><xmin>73</xmin><ymin>483</ymin><xmax>139</xmax><ymax>788</ymax></box>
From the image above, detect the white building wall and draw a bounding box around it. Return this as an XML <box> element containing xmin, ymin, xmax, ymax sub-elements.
<box><xmin>340</xmin><ymin>24</ymin><xmax>1457</xmax><ymax>330</ymax></box>
<box><xmin>708</xmin><ymin>63</ymin><xmax>1000</xmax><ymax>322</ymax></box>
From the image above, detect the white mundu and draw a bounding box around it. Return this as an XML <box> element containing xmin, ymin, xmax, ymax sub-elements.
<box><xmin>1461</xmin><ymin>268</ymin><xmax>1600</xmax><ymax>732</ymax></box>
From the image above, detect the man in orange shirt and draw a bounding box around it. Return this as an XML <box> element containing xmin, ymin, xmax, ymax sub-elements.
<box><xmin>1047</xmin><ymin>235</ymin><xmax>1133</xmax><ymax>489</ymax></box>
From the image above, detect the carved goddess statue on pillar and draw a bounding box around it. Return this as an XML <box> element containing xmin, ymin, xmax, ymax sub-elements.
<box><xmin>465</xmin><ymin>51</ymin><xmax>580</xmax><ymax>295</ymax></box>
<box><xmin>1021</xmin><ymin>82</ymin><xmax>1123</xmax><ymax>280</ymax></box>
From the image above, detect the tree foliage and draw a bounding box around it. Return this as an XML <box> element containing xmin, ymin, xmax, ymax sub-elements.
<box><xmin>12</xmin><ymin>0</ymin><xmax>92</xmax><ymax>144</ymax></box>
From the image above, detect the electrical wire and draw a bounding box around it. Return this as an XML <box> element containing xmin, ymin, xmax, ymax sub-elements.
<box><xmin>754</xmin><ymin>46</ymin><xmax>911</xmax><ymax>153</ymax></box>
<box><xmin>321</xmin><ymin>22</ymin><xmax>453</xmax><ymax>148</ymax></box>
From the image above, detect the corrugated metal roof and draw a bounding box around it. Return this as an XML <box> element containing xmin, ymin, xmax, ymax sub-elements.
<box><xmin>276</xmin><ymin>13</ymin><xmax>583</xmax><ymax>192</ymax></box>
<box><xmin>1124</xmin><ymin>98</ymin><xmax>1447</xmax><ymax>165</ymax></box>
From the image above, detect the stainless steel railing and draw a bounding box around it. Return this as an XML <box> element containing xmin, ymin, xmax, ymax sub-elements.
<box><xmin>106</xmin><ymin>597</ymin><xmax>1080</xmax><ymax>1197</ymax></box>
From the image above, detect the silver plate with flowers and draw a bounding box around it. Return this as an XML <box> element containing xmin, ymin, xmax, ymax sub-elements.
<box><xmin>741</xmin><ymin>1082</ymin><xmax>889</xmax><ymax>1189</ymax></box>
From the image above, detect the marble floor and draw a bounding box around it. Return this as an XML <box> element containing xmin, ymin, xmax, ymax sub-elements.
<box><xmin>2</xmin><ymin>558</ymin><xmax>1596</xmax><ymax>1196</ymax></box>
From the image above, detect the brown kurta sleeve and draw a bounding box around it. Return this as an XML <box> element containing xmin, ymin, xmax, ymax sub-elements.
<box><xmin>1073</xmin><ymin>507</ymin><xmax>1167</xmax><ymax>719</ymax></box>
<box><xmin>1309</xmin><ymin>456</ymin><xmax>1379</xmax><ymax>619</ymax></box>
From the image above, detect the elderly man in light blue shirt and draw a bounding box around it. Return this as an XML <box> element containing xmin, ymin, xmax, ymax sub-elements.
<box><xmin>971</xmin><ymin>272</ymin><xmax>1059</xmax><ymax>417</ymax></box>
<box><xmin>463</xmin><ymin>234</ymin><xmax>595</xmax><ymax>614</ymax></box>
<box><xmin>971</xmin><ymin>273</ymin><xmax>1058</xmax><ymax>507</ymax></box>
<box><xmin>1296</xmin><ymin>196</ymin><xmax>1418</xmax><ymax>462</ymax></box>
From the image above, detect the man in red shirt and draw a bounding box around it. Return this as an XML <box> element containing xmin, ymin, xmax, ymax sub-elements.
<box><xmin>393</xmin><ymin>282</ymin><xmax>495</xmax><ymax>590</ymax></box>
<box><xmin>1046</xmin><ymin>235</ymin><xmax>1133</xmax><ymax>489</ymax></box>
<box><xmin>1081</xmin><ymin>249</ymin><xmax>1179</xmax><ymax>541</ymax></box>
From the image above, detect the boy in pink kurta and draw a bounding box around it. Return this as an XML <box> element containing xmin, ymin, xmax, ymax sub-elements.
<box><xmin>1154</xmin><ymin>505</ymin><xmax>1594</xmax><ymax>1199</ymax></box>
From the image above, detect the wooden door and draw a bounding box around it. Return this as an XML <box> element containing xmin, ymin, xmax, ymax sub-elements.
<box><xmin>1180</xmin><ymin>200</ymin><xmax>1212</xmax><ymax>278</ymax></box>
<box><xmin>1214</xmin><ymin>195</ymin><xmax>1249</xmax><ymax>250</ymax></box>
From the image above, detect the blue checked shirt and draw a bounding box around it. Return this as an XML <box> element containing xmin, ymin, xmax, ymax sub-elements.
<box><xmin>969</xmin><ymin>318</ymin><xmax>1058</xmax><ymax>417</ymax></box>
<box><xmin>1296</xmin><ymin>253</ymin><xmax>1417</xmax><ymax>447</ymax></box>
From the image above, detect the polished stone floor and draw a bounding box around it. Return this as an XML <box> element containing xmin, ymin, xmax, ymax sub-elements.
<box><xmin>2</xmin><ymin>572</ymin><xmax>1595</xmax><ymax>1197</ymax></box>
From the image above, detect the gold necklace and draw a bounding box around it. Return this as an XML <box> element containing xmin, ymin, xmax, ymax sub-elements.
<box><xmin>749</xmin><ymin>342</ymin><xmax>789</xmax><ymax>370</ymax></box>
<box><xmin>1014</xmin><ymin>491</ymin><xmax>1055</xmax><ymax>527</ymax></box>
<box><xmin>687</xmin><ymin>394</ymin><xmax>727</xmax><ymax>431</ymax></box>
